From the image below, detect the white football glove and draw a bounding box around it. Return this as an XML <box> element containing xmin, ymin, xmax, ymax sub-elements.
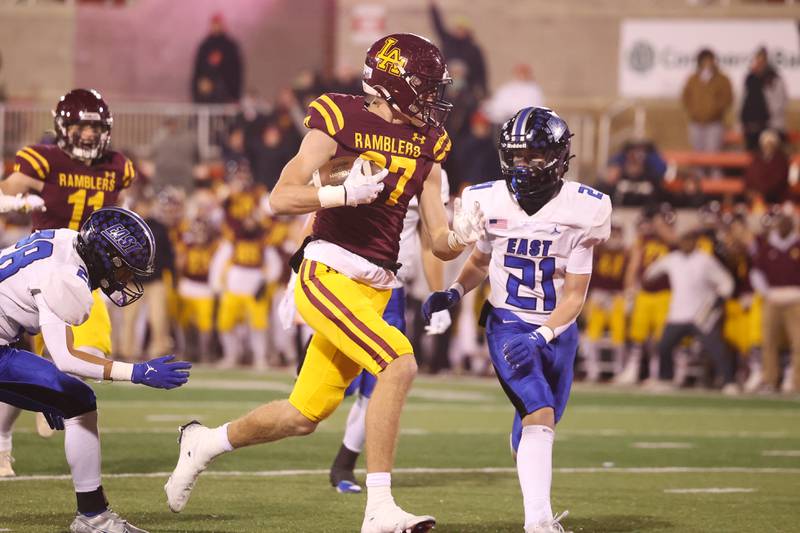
<box><xmin>317</xmin><ymin>159</ymin><xmax>388</xmax><ymax>208</ymax></box>
<box><xmin>449</xmin><ymin>197</ymin><xmax>485</xmax><ymax>250</ymax></box>
<box><xmin>424</xmin><ymin>309</ymin><xmax>452</xmax><ymax>335</ymax></box>
<box><xmin>0</xmin><ymin>193</ymin><xmax>46</xmax><ymax>214</ymax></box>
<box><xmin>342</xmin><ymin>159</ymin><xmax>388</xmax><ymax>207</ymax></box>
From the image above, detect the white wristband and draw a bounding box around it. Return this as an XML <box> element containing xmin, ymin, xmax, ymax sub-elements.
<box><xmin>110</xmin><ymin>361</ymin><xmax>134</xmax><ymax>382</ymax></box>
<box><xmin>449</xmin><ymin>282</ymin><xmax>465</xmax><ymax>298</ymax></box>
<box><xmin>535</xmin><ymin>325</ymin><xmax>555</xmax><ymax>343</ymax></box>
<box><xmin>317</xmin><ymin>185</ymin><xmax>346</xmax><ymax>208</ymax></box>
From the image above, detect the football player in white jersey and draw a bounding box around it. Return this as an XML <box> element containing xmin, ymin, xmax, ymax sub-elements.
<box><xmin>327</xmin><ymin>170</ymin><xmax>452</xmax><ymax>493</ymax></box>
<box><xmin>0</xmin><ymin>207</ymin><xmax>191</xmax><ymax>533</ymax></box>
<box><xmin>422</xmin><ymin>107</ymin><xmax>612</xmax><ymax>533</ymax></box>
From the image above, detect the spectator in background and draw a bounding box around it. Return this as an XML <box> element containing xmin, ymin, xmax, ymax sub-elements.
<box><xmin>750</xmin><ymin>211</ymin><xmax>800</xmax><ymax>394</ymax></box>
<box><xmin>251</xmin><ymin>120</ymin><xmax>295</xmax><ymax>191</ymax></box>
<box><xmin>429</xmin><ymin>0</ymin><xmax>487</xmax><ymax>98</ymax></box>
<box><xmin>599</xmin><ymin>140</ymin><xmax>667</xmax><ymax>206</ymax></box>
<box><xmin>645</xmin><ymin>231</ymin><xmax>737</xmax><ymax>393</ymax></box>
<box><xmin>449</xmin><ymin>111</ymin><xmax>499</xmax><ymax>191</ymax></box>
<box><xmin>191</xmin><ymin>13</ymin><xmax>243</xmax><ymax>104</ymax></box>
<box><xmin>443</xmin><ymin>61</ymin><xmax>480</xmax><ymax>146</ymax></box>
<box><xmin>744</xmin><ymin>129</ymin><xmax>790</xmax><ymax>204</ymax></box>
<box><xmin>221</xmin><ymin>126</ymin><xmax>249</xmax><ymax>171</ymax></box>
<box><xmin>150</xmin><ymin>117</ymin><xmax>198</xmax><ymax>192</ymax></box>
<box><xmin>484</xmin><ymin>63</ymin><xmax>545</xmax><ymax>125</ymax></box>
<box><xmin>741</xmin><ymin>48</ymin><xmax>787</xmax><ymax>151</ymax></box>
<box><xmin>681</xmin><ymin>49</ymin><xmax>733</xmax><ymax>153</ymax></box>
<box><xmin>233</xmin><ymin>91</ymin><xmax>269</xmax><ymax>153</ymax></box>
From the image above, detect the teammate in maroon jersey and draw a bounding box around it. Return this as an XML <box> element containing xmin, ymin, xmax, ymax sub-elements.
<box><xmin>166</xmin><ymin>33</ymin><xmax>484</xmax><ymax>532</ymax></box>
<box><xmin>0</xmin><ymin>89</ymin><xmax>137</xmax><ymax>481</ymax></box>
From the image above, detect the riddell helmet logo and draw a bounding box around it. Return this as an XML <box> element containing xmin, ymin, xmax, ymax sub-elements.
<box><xmin>102</xmin><ymin>223</ymin><xmax>143</xmax><ymax>254</ymax></box>
<box><xmin>376</xmin><ymin>38</ymin><xmax>407</xmax><ymax>77</ymax></box>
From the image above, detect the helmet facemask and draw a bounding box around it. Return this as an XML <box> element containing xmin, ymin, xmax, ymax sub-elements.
<box><xmin>56</xmin><ymin>118</ymin><xmax>112</xmax><ymax>161</ymax></box>
<box><xmin>405</xmin><ymin>73</ymin><xmax>453</xmax><ymax>128</ymax></box>
<box><xmin>501</xmin><ymin>146</ymin><xmax>568</xmax><ymax>215</ymax></box>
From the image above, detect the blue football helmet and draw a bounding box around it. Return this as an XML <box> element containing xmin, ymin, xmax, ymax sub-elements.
<box><xmin>76</xmin><ymin>207</ymin><xmax>155</xmax><ymax>307</ymax></box>
<box><xmin>499</xmin><ymin>107</ymin><xmax>572</xmax><ymax>214</ymax></box>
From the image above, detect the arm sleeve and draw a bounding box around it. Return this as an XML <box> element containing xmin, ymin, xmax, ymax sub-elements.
<box><xmin>566</xmin><ymin>244</ymin><xmax>594</xmax><ymax>274</ymax></box>
<box><xmin>430</xmin><ymin>3</ymin><xmax>450</xmax><ymax>43</ymax></box>
<box><xmin>708</xmin><ymin>256</ymin><xmax>734</xmax><ymax>298</ymax></box>
<box><xmin>36</xmin><ymin>295</ymin><xmax>104</xmax><ymax>380</ymax></box>
<box><xmin>209</xmin><ymin>240</ymin><xmax>233</xmax><ymax>293</ymax></box>
<box><xmin>121</xmin><ymin>157</ymin><xmax>136</xmax><ymax>189</ymax></box>
<box><xmin>749</xmin><ymin>268</ymin><xmax>769</xmax><ymax>294</ymax></box>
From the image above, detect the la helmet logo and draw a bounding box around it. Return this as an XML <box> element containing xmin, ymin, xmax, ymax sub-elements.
<box><xmin>376</xmin><ymin>37</ymin><xmax>407</xmax><ymax>77</ymax></box>
<box><xmin>102</xmin><ymin>223</ymin><xmax>143</xmax><ymax>254</ymax></box>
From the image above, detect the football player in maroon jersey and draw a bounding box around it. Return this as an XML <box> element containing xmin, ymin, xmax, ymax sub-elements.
<box><xmin>0</xmin><ymin>89</ymin><xmax>136</xmax><ymax>478</ymax></box>
<box><xmin>166</xmin><ymin>33</ymin><xmax>484</xmax><ymax>532</ymax></box>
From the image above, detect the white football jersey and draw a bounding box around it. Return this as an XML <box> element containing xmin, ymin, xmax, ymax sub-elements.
<box><xmin>462</xmin><ymin>180</ymin><xmax>612</xmax><ymax>326</ymax></box>
<box><xmin>396</xmin><ymin>170</ymin><xmax>450</xmax><ymax>284</ymax></box>
<box><xmin>0</xmin><ymin>229</ymin><xmax>92</xmax><ymax>344</ymax></box>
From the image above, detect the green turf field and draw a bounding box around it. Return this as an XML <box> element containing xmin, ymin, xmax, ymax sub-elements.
<box><xmin>1</xmin><ymin>368</ymin><xmax>799</xmax><ymax>532</ymax></box>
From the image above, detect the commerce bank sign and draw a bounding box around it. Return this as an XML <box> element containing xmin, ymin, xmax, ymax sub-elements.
<box><xmin>619</xmin><ymin>19</ymin><xmax>800</xmax><ymax>98</ymax></box>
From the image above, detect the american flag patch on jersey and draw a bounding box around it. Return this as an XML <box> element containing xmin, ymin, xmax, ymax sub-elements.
<box><xmin>488</xmin><ymin>218</ymin><xmax>508</xmax><ymax>229</ymax></box>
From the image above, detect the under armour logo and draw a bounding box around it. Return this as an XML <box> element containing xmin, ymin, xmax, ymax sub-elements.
<box><xmin>551</xmin><ymin>225</ymin><xmax>561</xmax><ymax>235</ymax></box>
<box><xmin>144</xmin><ymin>364</ymin><xmax>157</xmax><ymax>376</ymax></box>
<box><xmin>412</xmin><ymin>133</ymin><xmax>426</xmax><ymax>144</ymax></box>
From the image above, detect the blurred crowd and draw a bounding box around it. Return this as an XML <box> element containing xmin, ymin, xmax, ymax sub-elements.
<box><xmin>0</xmin><ymin>5</ymin><xmax>798</xmax><ymax>396</ymax></box>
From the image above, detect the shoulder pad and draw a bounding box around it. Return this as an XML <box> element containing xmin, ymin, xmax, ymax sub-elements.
<box><xmin>40</xmin><ymin>266</ymin><xmax>93</xmax><ymax>326</ymax></box>
<box><xmin>304</xmin><ymin>93</ymin><xmax>349</xmax><ymax>137</ymax></box>
<box><xmin>13</xmin><ymin>145</ymin><xmax>53</xmax><ymax>181</ymax></box>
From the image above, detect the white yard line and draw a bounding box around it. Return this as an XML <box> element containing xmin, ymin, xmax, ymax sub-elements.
<box><xmin>664</xmin><ymin>488</ymin><xmax>756</xmax><ymax>494</ymax></box>
<box><xmin>632</xmin><ymin>442</ymin><xmax>694</xmax><ymax>449</ymax></box>
<box><xmin>2</xmin><ymin>466</ymin><xmax>799</xmax><ymax>483</ymax></box>
<box><xmin>761</xmin><ymin>450</ymin><xmax>800</xmax><ymax>457</ymax></box>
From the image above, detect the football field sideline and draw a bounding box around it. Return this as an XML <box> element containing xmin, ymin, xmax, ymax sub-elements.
<box><xmin>3</xmin><ymin>465</ymin><xmax>800</xmax><ymax>483</ymax></box>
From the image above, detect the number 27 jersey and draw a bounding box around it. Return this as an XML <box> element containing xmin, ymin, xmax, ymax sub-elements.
<box><xmin>13</xmin><ymin>144</ymin><xmax>135</xmax><ymax>231</ymax></box>
<box><xmin>463</xmin><ymin>180</ymin><xmax>612</xmax><ymax>326</ymax></box>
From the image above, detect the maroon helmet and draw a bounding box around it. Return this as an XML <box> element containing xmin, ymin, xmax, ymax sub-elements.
<box><xmin>53</xmin><ymin>88</ymin><xmax>113</xmax><ymax>161</ymax></box>
<box><xmin>363</xmin><ymin>33</ymin><xmax>452</xmax><ymax>128</ymax></box>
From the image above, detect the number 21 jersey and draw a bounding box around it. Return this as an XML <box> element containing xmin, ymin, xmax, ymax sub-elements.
<box><xmin>13</xmin><ymin>144</ymin><xmax>135</xmax><ymax>231</ymax></box>
<box><xmin>463</xmin><ymin>180</ymin><xmax>612</xmax><ymax>326</ymax></box>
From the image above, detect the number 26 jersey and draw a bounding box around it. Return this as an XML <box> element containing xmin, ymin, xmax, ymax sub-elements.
<box><xmin>463</xmin><ymin>180</ymin><xmax>612</xmax><ymax>326</ymax></box>
<box><xmin>13</xmin><ymin>144</ymin><xmax>135</xmax><ymax>231</ymax></box>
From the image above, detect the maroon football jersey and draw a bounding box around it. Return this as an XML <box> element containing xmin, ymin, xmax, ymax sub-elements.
<box><xmin>591</xmin><ymin>247</ymin><xmax>627</xmax><ymax>291</ymax></box>
<box><xmin>222</xmin><ymin>188</ymin><xmax>269</xmax><ymax>268</ymax></box>
<box><xmin>304</xmin><ymin>93</ymin><xmax>451</xmax><ymax>263</ymax></box>
<box><xmin>638</xmin><ymin>235</ymin><xmax>671</xmax><ymax>292</ymax></box>
<box><xmin>753</xmin><ymin>234</ymin><xmax>800</xmax><ymax>287</ymax></box>
<box><xmin>13</xmin><ymin>144</ymin><xmax>134</xmax><ymax>231</ymax></box>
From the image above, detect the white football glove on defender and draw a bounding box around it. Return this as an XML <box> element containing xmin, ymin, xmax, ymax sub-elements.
<box><xmin>317</xmin><ymin>159</ymin><xmax>388</xmax><ymax>208</ymax></box>
<box><xmin>424</xmin><ymin>309</ymin><xmax>452</xmax><ymax>335</ymax></box>
<box><xmin>448</xmin><ymin>197</ymin><xmax>485</xmax><ymax>250</ymax></box>
<box><xmin>0</xmin><ymin>194</ymin><xmax>45</xmax><ymax>213</ymax></box>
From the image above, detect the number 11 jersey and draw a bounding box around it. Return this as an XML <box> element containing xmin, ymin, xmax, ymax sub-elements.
<box><xmin>463</xmin><ymin>180</ymin><xmax>612</xmax><ymax>326</ymax></box>
<box><xmin>305</xmin><ymin>93</ymin><xmax>451</xmax><ymax>264</ymax></box>
<box><xmin>13</xmin><ymin>144</ymin><xmax>135</xmax><ymax>231</ymax></box>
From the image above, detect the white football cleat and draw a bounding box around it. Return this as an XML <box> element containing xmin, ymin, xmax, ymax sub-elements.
<box><xmin>361</xmin><ymin>504</ymin><xmax>435</xmax><ymax>533</ymax></box>
<box><xmin>69</xmin><ymin>509</ymin><xmax>148</xmax><ymax>533</ymax></box>
<box><xmin>164</xmin><ymin>420</ymin><xmax>213</xmax><ymax>513</ymax></box>
<box><xmin>0</xmin><ymin>450</ymin><xmax>15</xmax><ymax>477</ymax></box>
<box><xmin>526</xmin><ymin>511</ymin><xmax>571</xmax><ymax>533</ymax></box>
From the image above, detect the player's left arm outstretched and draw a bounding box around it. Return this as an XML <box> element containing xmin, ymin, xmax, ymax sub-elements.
<box><xmin>419</xmin><ymin>163</ymin><xmax>485</xmax><ymax>261</ymax></box>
